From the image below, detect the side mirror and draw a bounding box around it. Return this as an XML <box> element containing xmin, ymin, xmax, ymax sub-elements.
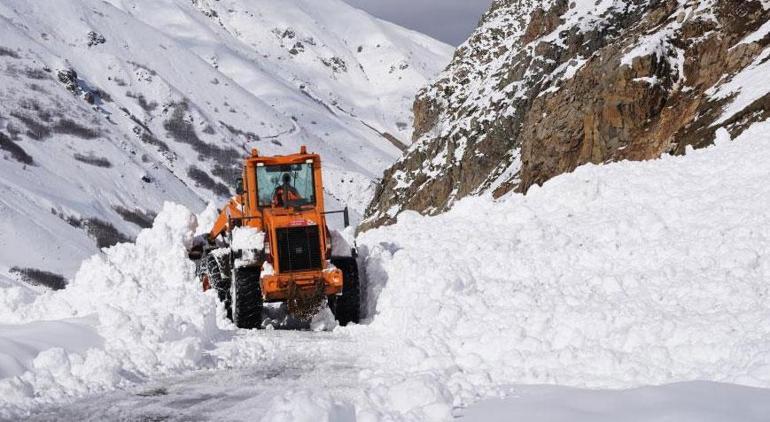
<box><xmin>235</xmin><ymin>178</ymin><xmax>244</xmax><ymax>195</ymax></box>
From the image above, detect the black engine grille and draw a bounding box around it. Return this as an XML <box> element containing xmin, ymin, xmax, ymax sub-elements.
<box><xmin>276</xmin><ymin>226</ymin><xmax>322</xmax><ymax>273</ymax></box>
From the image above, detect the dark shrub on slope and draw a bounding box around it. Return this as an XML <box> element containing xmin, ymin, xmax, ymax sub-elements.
<box><xmin>0</xmin><ymin>132</ymin><xmax>34</xmax><ymax>165</ymax></box>
<box><xmin>188</xmin><ymin>166</ymin><xmax>230</xmax><ymax>197</ymax></box>
<box><xmin>10</xmin><ymin>267</ymin><xmax>67</xmax><ymax>290</ymax></box>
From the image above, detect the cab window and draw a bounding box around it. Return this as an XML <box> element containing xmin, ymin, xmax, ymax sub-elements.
<box><xmin>256</xmin><ymin>162</ymin><xmax>316</xmax><ymax>207</ymax></box>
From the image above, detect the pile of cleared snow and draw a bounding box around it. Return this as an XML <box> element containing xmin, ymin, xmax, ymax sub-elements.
<box><xmin>0</xmin><ymin>203</ymin><xmax>223</xmax><ymax>414</ymax></box>
<box><xmin>358</xmin><ymin>120</ymin><xmax>770</xmax><ymax>414</ymax></box>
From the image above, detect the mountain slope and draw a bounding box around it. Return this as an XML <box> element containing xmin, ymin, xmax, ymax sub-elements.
<box><xmin>363</xmin><ymin>0</ymin><xmax>770</xmax><ymax>229</ymax></box>
<box><xmin>0</xmin><ymin>0</ymin><xmax>453</xmax><ymax>279</ymax></box>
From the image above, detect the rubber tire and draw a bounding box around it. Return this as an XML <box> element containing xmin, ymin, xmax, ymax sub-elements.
<box><xmin>199</xmin><ymin>253</ymin><xmax>233</xmax><ymax>320</ymax></box>
<box><xmin>330</xmin><ymin>257</ymin><xmax>361</xmax><ymax>326</ymax></box>
<box><xmin>231</xmin><ymin>266</ymin><xmax>263</xmax><ymax>329</ymax></box>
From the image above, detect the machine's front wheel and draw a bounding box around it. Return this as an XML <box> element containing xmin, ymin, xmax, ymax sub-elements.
<box><xmin>329</xmin><ymin>257</ymin><xmax>361</xmax><ymax>326</ymax></box>
<box><xmin>231</xmin><ymin>266</ymin><xmax>263</xmax><ymax>329</ymax></box>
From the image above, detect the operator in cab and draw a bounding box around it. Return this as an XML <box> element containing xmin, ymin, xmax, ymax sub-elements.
<box><xmin>272</xmin><ymin>172</ymin><xmax>302</xmax><ymax>207</ymax></box>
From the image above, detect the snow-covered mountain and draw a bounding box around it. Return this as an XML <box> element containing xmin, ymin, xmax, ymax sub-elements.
<box><xmin>363</xmin><ymin>0</ymin><xmax>770</xmax><ymax>229</ymax></box>
<box><xmin>0</xmin><ymin>0</ymin><xmax>453</xmax><ymax>281</ymax></box>
<box><xmin>3</xmin><ymin>1</ymin><xmax>770</xmax><ymax>421</ymax></box>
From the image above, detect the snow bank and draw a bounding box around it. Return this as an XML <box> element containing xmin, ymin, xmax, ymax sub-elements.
<box><xmin>459</xmin><ymin>382</ymin><xmax>770</xmax><ymax>422</ymax></box>
<box><xmin>0</xmin><ymin>319</ymin><xmax>102</xmax><ymax>379</ymax></box>
<box><xmin>0</xmin><ymin>203</ymin><xmax>224</xmax><ymax>415</ymax></box>
<box><xmin>359</xmin><ymin>119</ymin><xmax>770</xmax><ymax>414</ymax></box>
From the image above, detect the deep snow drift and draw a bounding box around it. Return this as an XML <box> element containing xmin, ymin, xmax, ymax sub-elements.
<box><xmin>2</xmin><ymin>120</ymin><xmax>770</xmax><ymax>420</ymax></box>
<box><xmin>364</xmin><ymin>125</ymin><xmax>770</xmax><ymax>390</ymax></box>
<box><xmin>0</xmin><ymin>203</ymin><xmax>224</xmax><ymax>410</ymax></box>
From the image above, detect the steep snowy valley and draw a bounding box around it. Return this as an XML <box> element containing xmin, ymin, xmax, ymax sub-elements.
<box><xmin>2</xmin><ymin>0</ymin><xmax>770</xmax><ymax>421</ymax></box>
<box><xmin>0</xmin><ymin>0</ymin><xmax>452</xmax><ymax>281</ymax></box>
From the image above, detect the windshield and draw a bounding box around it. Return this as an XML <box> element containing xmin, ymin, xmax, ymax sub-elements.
<box><xmin>256</xmin><ymin>162</ymin><xmax>316</xmax><ymax>208</ymax></box>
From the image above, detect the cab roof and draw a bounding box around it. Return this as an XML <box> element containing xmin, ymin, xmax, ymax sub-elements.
<box><xmin>245</xmin><ymin>146</ymin><xmax>320</xmax><ymax>165</ymax></box>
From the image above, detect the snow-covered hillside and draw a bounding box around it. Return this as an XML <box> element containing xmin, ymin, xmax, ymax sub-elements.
<box><xmin>0</xmin><ymin>0</ymin><xmax>452</xmax><ymax>281</ymax></box>
<box><xmin>2</xmin><ymin>119</ymin><xmax>769</xmax><ymax>420</ymax></box>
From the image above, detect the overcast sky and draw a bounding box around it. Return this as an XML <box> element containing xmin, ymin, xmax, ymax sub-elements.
<box><xmin>342</xmin><ymin>0</ymin><xmax>493</xmax><ymax>46</ymax></box>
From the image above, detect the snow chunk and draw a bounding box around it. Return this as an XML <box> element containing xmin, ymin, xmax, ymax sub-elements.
<box><xmin>330</xmin><ymin>227</ymin><xmax>355</xmax><ymax>257</ymax></box>
<box><xmin>714</xmin><ymin>127</ymin><xmax>732</xmax><ymax>146</ymax></box>
<box><xmin>195</xmin><ymin>202</ymin><xmax>220</xmax><ymax>236</ymax></box>
<box><xmin>261</xmin><ymin>261</ymin><xmax>275</xmax><ymax>277</ymax></box>
<box><xmin>310</xmin><ymin>306</ymin><xmax>338</xmax><ymax>332</ymax></box>
<box><xmin>231</xmin><ymin>226</ymin><xmax>265</xmax><ymax>251</ymax></box>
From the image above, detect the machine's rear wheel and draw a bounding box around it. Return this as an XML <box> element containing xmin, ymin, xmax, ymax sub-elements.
<box><xmin>329</xmin><ymin>257</ymin><xmax>361</xmax><ymax>326</ymax></box>
<box><xmin>231</xmin><ymin>266</ymin><xmax>263</xmax><ymax>329</ymax></box>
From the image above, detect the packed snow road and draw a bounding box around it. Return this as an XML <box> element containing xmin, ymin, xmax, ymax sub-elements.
<box><xmin>27</xmin><ymin>374</ymin><xmax>770</xmax><ymax>422</ymax></box>
<box><xmin>2</xmin><ymin>121</ymin><xmax>770</xmax><ymax>421</ymax></box>
<box><xmin>26</xmin><ymin>330</ymin><xmax>371</xmax><ymax>422</ymax></box>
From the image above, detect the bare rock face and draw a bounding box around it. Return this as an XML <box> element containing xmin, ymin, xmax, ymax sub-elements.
<box><xmin>362</xmin><ymin>0</ymin><xmax>770</xmax><ymax>230</ymax></box>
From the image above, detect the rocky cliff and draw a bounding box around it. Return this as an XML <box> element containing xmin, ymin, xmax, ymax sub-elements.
<box><xmin>363</xmin><ymin>0</ymin><xmax>770</xmax><ymax>229</ymax></box>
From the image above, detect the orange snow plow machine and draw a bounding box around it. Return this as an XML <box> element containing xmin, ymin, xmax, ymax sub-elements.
<box><xmin>189</xmin><ymin>146</ymin><xmax>360</xmax><ymax>329</ymax></box>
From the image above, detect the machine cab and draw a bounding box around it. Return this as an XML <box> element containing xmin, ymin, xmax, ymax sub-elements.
<box><xmin>241</xmin><ymin>147</ymin><xmax>325</xmax><ymax>216</ymax></box>
<box><xmin>255</xmin><ymin>160</ymin><xmax>317</xmax><ymax>209</ymax></box>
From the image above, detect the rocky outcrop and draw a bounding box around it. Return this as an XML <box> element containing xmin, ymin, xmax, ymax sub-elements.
<box><xmin>363</xmin><ymin>0</ymin><xmax>770</xmax><ymax>230</ymax></box>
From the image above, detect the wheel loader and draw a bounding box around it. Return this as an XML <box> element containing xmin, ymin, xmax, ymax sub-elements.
<box><xmin>189</xmin><ymin>146</ymin><xmax>361</xmax><ymax>329</ymax></box>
